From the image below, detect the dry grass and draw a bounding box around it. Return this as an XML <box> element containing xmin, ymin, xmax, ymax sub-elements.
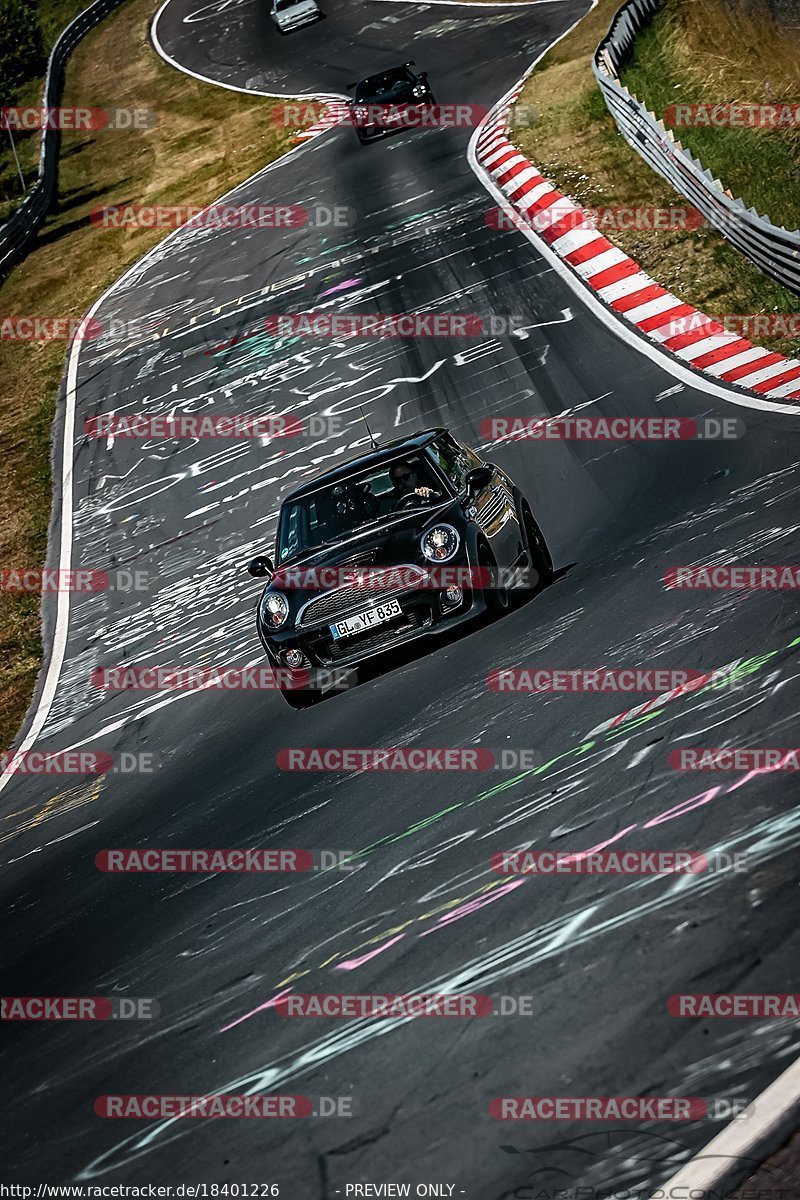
<box><xmin>512</xmin><ymin>0</ymin><xmax>800</xmax><ymax>355</ymax></box>
<box><xmin>0</xmin><ymin>0</ymin><xmax>302</xmax><ymax>748</ymax></box>
<box><xmin>654</xmin><ymin>0</ymin><xmax>800</xmax><ymax>105</ymax></box>
<box><xmin>623</xmin><ymin>0</ymin><xmax>800</xmax><ymax>230</ymax></box>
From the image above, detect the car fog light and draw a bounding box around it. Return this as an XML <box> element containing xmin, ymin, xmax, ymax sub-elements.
<box><xmin>282</xmin><ymin>648</ymin><xmax>307</xmax><ymax>668</ymax></box>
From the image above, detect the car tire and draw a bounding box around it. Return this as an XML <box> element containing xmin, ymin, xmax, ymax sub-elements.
<box><xmin>521</xmin><ymin>503</ymin><xmax>553</xmax><ymax>593</ymax></box>
<box><xmin>478</xmin><ymin>543</ymin><xmax>509</xmax><ymax>618</ymax></box>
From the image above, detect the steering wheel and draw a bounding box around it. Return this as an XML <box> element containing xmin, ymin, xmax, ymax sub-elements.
<box><xmin>396</xmin><ymin>490</ymin><xmax>441</xmax><ymax>510</ymax></box>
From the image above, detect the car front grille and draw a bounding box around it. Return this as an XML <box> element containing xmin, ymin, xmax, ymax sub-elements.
<box><xmin>296</xmin><ymin>567</ymin><xmax>426</xmax><ymax>628</ymax></box>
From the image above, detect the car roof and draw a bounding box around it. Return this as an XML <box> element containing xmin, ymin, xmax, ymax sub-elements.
<box><xmin>282</xmin><ymin>428</ymin><xmax>447</xmax><ymax>501</ymax></box>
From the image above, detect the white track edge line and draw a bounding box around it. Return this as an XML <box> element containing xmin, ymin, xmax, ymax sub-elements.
<box><xmin>0</xmin><ymin>35</ymin><xmax>338</xmax><ymax>797</ymax></box>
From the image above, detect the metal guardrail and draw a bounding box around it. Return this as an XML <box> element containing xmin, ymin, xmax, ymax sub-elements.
<box><xmin>593</xmin><ymin>0</ymin><xmax>800</xmax><ymax>296</ymax></box>
<box><xmin>0</xmin><ymin>0</ymin><xmax>128</xmax><ymax>283</ymax></box>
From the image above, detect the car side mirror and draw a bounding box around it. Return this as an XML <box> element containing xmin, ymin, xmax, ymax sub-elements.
<box><xmin>247</xmin><ymin>555</ymin><xmax>274</xmax><ymax>578</ymax></box>
<box><xmin>465</xmin><ymin>466</ymin><xmax>493</xmax><ymax>495</ymax></box>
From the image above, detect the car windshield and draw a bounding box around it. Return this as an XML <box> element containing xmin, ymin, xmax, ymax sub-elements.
<box><xmin>275</xmin><ymin>0</ymin><xmax>302</xmax><ymax>10</ymax></box>
<box><xmin>275</xmin><ymin>452</ymin><xmax>445</xmax><ymax>563</ymax></box>
<box><xmin>354</xmin><ymin>69</ymin><xmax>413</xmax><ymax>103</ymax></box>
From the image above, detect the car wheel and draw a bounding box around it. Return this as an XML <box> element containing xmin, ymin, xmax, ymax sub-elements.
<box><xmin>478</xmin><ymin>543</ymin><xmax>509</xmax><ymax>618</ymax></box>
<box><xmin>356</xmin><ymin>131</ymin><xmax>369</xmax><ymax>144</ymax></box>
<box><xmin>521</xmin><ymin>503</ymin><xmax>553</xmax><ymax>593</ymax></box>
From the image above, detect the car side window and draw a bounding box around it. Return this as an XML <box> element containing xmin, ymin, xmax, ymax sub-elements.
<box><xmin>428</xmin><ymin>435</ymin><xmax>480</xmax><ymax>492</ymax></box>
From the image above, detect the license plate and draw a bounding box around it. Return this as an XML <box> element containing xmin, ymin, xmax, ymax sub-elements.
<box><xmin>330</xmin><ymin>599</ymin><xmax>402</xmax><ymax>639</ymax></box>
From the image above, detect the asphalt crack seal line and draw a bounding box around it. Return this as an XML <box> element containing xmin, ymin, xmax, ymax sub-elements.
<box><xmin>467</xmin><ymin>2</ymin><xmax>800</xmax><ymax>413</ymax></box>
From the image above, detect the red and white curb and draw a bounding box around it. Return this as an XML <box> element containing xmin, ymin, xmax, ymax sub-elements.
<box><xmin>473</xmin><ymin>92</ymin><xmax>800</xmax><ymax>403</ymax></box>
<box><xmin>294</xmin><ymin>102</ymin><xmax>349</xmax><ymax>142</ymax></box>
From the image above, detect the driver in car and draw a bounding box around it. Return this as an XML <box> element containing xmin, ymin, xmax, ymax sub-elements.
<box><xmin>382</xmin><ymin>460</ymin><xmax>441</xmax><ymax>512</ymax></box>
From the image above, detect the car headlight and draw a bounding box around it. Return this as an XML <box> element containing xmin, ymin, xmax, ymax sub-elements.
<box><xmin>262</xmin><ymin>592</ymin><xmax>289</xmax><ymax>628</ymax></box>
<box><xmin>412</xmin><ymin>86</ymin><xmax>426</xmax><ymax>97</ymax></box>
<box><xmin>421</xmin><ymin>525</ymin><xmax>460</xmax><ymax>563</ymax></box>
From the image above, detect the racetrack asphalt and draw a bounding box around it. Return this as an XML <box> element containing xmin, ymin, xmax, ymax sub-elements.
<box><xmin>1</xmin><ymin>0</ymin><xmax>799</xmax><ymax>1192</ymax></box>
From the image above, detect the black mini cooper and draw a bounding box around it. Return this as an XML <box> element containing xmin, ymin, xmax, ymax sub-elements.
<box><xmin>247</xmin><ymin>428</ymin><xmax>552</xmax><ymax>707</ymax></box>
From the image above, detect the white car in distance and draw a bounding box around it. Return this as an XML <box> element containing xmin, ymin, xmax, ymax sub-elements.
<box><xmin>270</xmin><ymin>0</ymin><xmax>321</xmax><ymax>33</ymax></box>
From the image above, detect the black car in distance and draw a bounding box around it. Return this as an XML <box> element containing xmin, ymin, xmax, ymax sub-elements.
<box><xmin>345</xmin><ymin>61</ymin><xmax>436</xmax><ymax>144</ymax></box>
<box><xmin>247</xmin><ymin>428</ymin><xmax>553</xmax><ymax>708</ymax></box>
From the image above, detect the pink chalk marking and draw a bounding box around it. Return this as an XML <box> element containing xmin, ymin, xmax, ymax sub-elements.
<box><xmin>419</xmin><ymin>879</ymin><xmax>525</xmax><ymax>936</ymax></box>
<box><xmin>559</xmin><ymin>824</ymin><xmax>639</xmax><ymax>866</ymax></box>
<box><xmin>218</xmin><ymin>986</ymin><xmax>294</xmax><ymax>1033</ymax></box>
<box><xmin>643</xmin><ymin>788</ymin><xmax>722</xmax><ymax>828</ymax></box>
<box><xmin>334</xmin><ymin>933</ymin><xmax>406</xmax><ymax>970</ymax></box>
<box><xmin>222</xmin><ymin>745</ymin><xmax>775</xmax><ymax>1014</ymax></box>
<box><xmin>318</xmin><ymin>279</ymin><xmax>362</xmax><ymax>299</ymax></box>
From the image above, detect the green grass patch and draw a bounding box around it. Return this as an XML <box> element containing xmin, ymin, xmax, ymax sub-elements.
<box><xmin>622</xmin><ymin>2</ymin><xmax>800</xmax><ymax>231</ymax></box>
<box><xmin>512</xmin><ymin>0</ymin><xmax>800</xmax><ymax>358</ymax></box>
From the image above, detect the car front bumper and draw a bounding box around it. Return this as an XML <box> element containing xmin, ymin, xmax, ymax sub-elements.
<box><xmin>263</xmin><ymin>558</ymin><xmax>487</xmax><ymax>669</ymax></box>
<box><xmin>274</xmin><ymin>10</ymin><xmax>317</xmax><ymax>29</ymax></box>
